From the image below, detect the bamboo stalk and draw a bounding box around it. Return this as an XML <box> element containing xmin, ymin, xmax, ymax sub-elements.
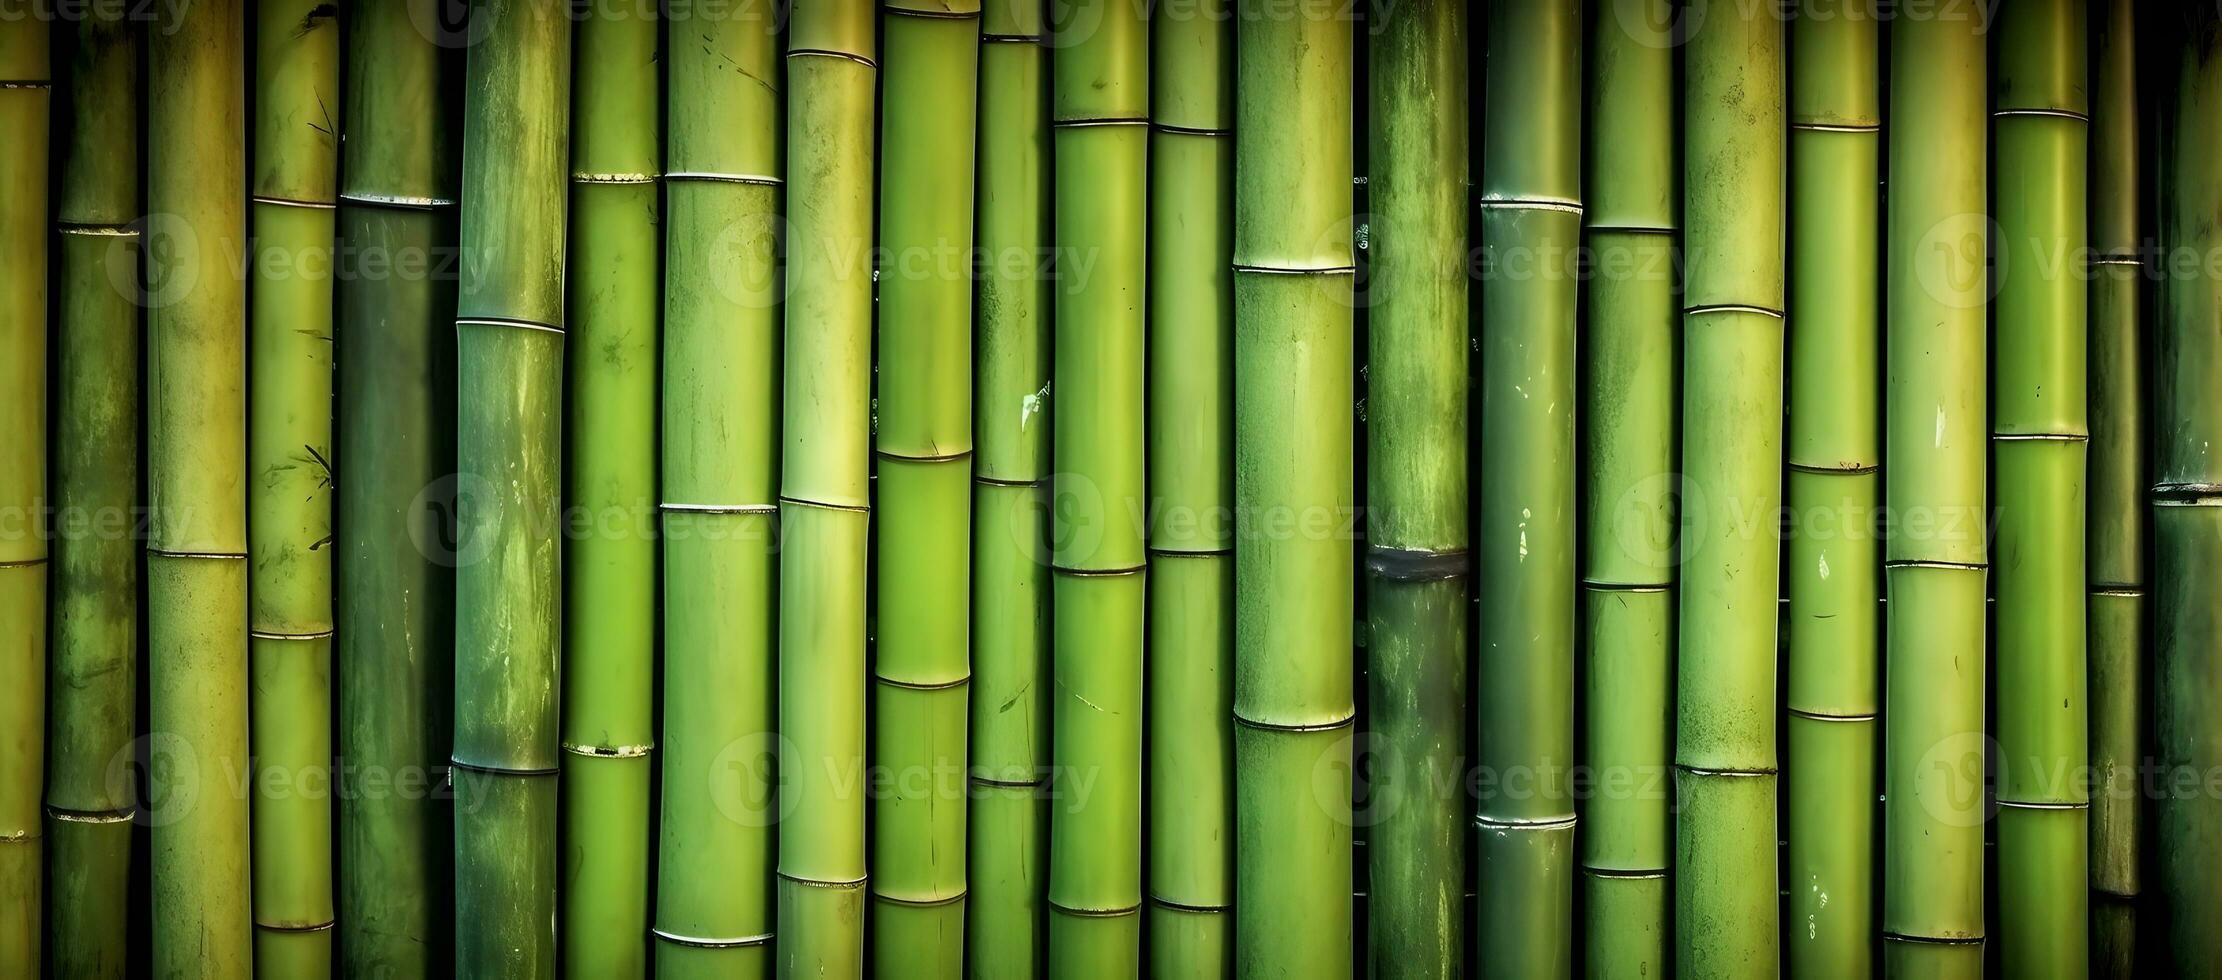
<box><xmin>655</xmin><ymin>3</ymin><xmax>781</xmax><ymax>976</ymax></box>
<box><xmin>451</xmin><ymin>1</ymin><xmax>571</xmax><ymax>973</ymax></box>
<box><xmin>561</xmin><ymin>5</ymin><xmax>659</xmax><ymax>976</ymax></box>
<box><xmin>777</xmin><ymin>1</ymin><xmax>876</xmax><ymax>973</ymax></box>
<box><xmin>43</xmin><ymin>13</ymin><xmax>139</xmax><ymax>979</ymax></box>
<box><xmin>1232</xmin><ymin>3</ymin><xmax>1353</xmax><ymax>977</ymax></box>
<box><xmin>1883</xmin><ymin>12</ymin><xmax>1988</xmax><ymax>977</ymax></box>
<box><xmin>0</xmin><ymin>15</ymin><xmax>48</xmax><ymax>977</ymax></box>
<box><xmin>1784</xmin><ymin>8</ymin><xmax>1879</xmax><ymax>978</ymax></box>
<box><xmin>968</xmin><ymin>2</ymin><xmax>1052</xmax><ymax>974</ymax></box>
<box><xmin>1366</xmin><ymin>0</ymin><xmax>1467</xmax><ymax>975</ymax></box>
<box><xmin>1474</xmin><ymin>3</ymin><xmax>1578</xmax><ymax>976</ymax></box>
<box><xmin>1048</xmin><ymin>0</ymin><xmax>1149</xmax><ymax>973</ymax></box>
<box><xmin>334</xmin><ymin>1</ymin><xmax>459</xmax><ymax>974</ymax></box>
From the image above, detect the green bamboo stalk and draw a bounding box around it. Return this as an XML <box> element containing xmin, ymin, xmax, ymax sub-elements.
<box><xmin>874</xmin><ymin>3</ymin><xmax>979</xmax><ymax>974</ymax></box>
<box><xmin>1578</xmin><ymin>3</ymin><xmax>1673</xmax><ymax>977</ymax></box>
<box><xmin>1474</xmin><ymin>3</ymin><xmax>1577</xmax><ymax>977</ymax></box>
<box><xmin>1048</xmin><ymin>1</ymin><xmax>1148</xmax><ymax>973</ymax></box>
<box><xmin>1366</xmin><ymin>0</ymin><xmax>1466</xmax><ymax>976</ymax></box>
<box><xmin>43</xmin><ymin>14</ymin><xmax>140</xmax><ymax>979</ymax></box>
<box><xmin>968</xmin><ymin>2</ymin><xmax>1052</xmax><ymax>974</ymax></box>
<box><xmin>2156</xmin><ymin>10</ymin><xmax>2222</xmax><ymax>976</ymax></box>
<box><xmin>1784</xmin><ymin>9</ymin><xmax>1879</xmax><ymax>979</ymax></box>
<box><xmin>335</xmin><ymin>1</ymin><xmax>458</xmax><ymax>974</ymax></box>
<box><xmin>1994</xmin><ymin>3</ymin><xmax>2091</xmax><ymax>976</ymax></box>
<box><xmin>1232</xmin><ymin>4</ymin><xmax>1352</xmax><ymax>978</ymax></box>
<box><xmin>248</xmin><ymin>2</ymin><xmax>340</xmax><ymax>973</ymax></box>
<box><xmin>778</xmin><ymin>1</ymin><xmax>876</xmax><ymax>973</ymax></box>
<box><xmin>452</xmin><ymin>1</ymin><xmax>571</xmax><ymax>974</ymax></box>
<box><xmin>0</xmin><ymin>15</ymin><xmax>47</xmax><ymax>976</ymax></box>
<box><xmin>655</xmin><ymin>3</ymin><xmax>781</xmax><ymax>976</ymax></box>
<box><xmin>1884</xmin><ymin>11</ymin><xmax>1988</xmax><ymax>978</ymax></box>
<box><xmin>562</xmin><ymin>7</ymin><xmax>659</xmax><ymax>977</ymax></box>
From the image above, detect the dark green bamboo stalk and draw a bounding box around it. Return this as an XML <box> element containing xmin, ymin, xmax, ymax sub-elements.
<box><xmin>0</xmin><ymin>16</ymin><xmax>47</xmax><ymax>976</ymax></box>
<box><xmin>1048</xmin><ymin>1</ymin><xmax>1148</xmax><ymax>973</ymax></box>
<box><xmin>1474</xmin><ymin>3</ymin><xmax>1578</xmax><ymax>976</ymax></box>
<box><xmin>968</xmin><ymin>2</ymin><xmax>1052</xmax><ymax>974</ymax></box>
<box><xmin>1784</xmin><ymin>9</ymin><xmax>1879</xmax><ymax>978</ymax></box>
<box><xmin>452</xmin><ymin>1</ymin><xmax>570</xmax><ymax>973</ymax></box>
<box><xmin>1232</xmin><ymin>4</ymin><xmax>1353</xmax><ymax>978</ymax></box>
<box><xmin>148</xmin><ymin>1</ymin><xmax>254</xmax><ymax>973</ymax></box>
<box><xmin>43</xmin><ymin>14</ymin><xmax>139</xmax><ymax>979</ymax></box>
<box><xmin>1366</xmin><ymin>0</ymin><xmax>1467</xmax><ymax>976</ymax></box>
<box><xmin>778</xmin><ymin>1</ymin><xmax>876</xmax><ymax>973</ymax></box>
<box><xmin>1578</xmin><ymin>3</ymin><xmax>1673</xmax><ymax>977</ymax></box>
<box><xmin>561</xmin><ymin>6</ymin><xmax>659</xmax><ymax>977</ymax></box>
<box><xmin>655</xmin><ymin>3</ymin><xmax>781</xmax><ymax>976</ymax></box>
<box><xmin>335</xmin><ymin>1</ymin><xmax>458</xmax><ymax>974</ymax></box>
<box><xmin>1884</xmin><ymin>12</ymin><xmax>1988</xmax><ymax>978</ymax></box>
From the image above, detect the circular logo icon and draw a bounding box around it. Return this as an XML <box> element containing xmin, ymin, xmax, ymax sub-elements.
<box><xmin>408</xmin><ymin>471</ymin><xmax>499</xmax><ymax>569</ymax></box>
<box><xmin>711</xmin><ymin>731</ymin><xmax>795</xmax><ymax>829</ymax></box>
<box><xmin>1914</xmin><ymin>212</ymin><xmax>2002</xmax><ymax>311</ymax></box>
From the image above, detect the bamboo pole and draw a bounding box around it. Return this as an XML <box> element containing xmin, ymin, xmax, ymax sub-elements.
<box><xmin>451</xmin><ymin>1</ymin><xmax>571</xmax><ymax>973</ymax></box>
<box><xmin>778</xmin><ymin>1</ymin><xmax>876</xmax><ymax>973</ymax></box>
<box><xmin>1784</xmin><ymin>9</ymin><xmax>1879</xmax><ymax>979</ymax></box>
<box><xmin>655</xmin><ymin>3</ymin><xmax>781</xmax><ymax>976</ymax></box>
<box><xmin>1474</xmin><ymin>3</ymin><xmax>1578</xmax><ymax>976</ymax></box>
<box><xmin>0</xmin><ymin>15</ymin><xmax>47</xmax><ymax>976</ymax></box>
<box><xmin>1366</xmin><ymin>0</ymin><xmax>1467</xmax><ymax>975</ymax></box>
<box><xmin>1047</xmin><ymin>0</ymin><xmax>1148</xmax><ymax>973</ymax></box>
<box><xmin>1232</xmin><ymin>3</ymin><xmax>1353</xmax><ymax>977</ymax></box>
<box><xmin>968</xmin><ymin>2</ymin><xmax>1052</xmax><ymax>974</ymax></box>
<box><xmin>1578</xmin><ymin>3</ymin><xmax>1673</xmax><ymax>977</ymax></box>
<box><xmin>561</xmin><ymin>5</ymin><xmax>659</xmax><ymax>976</ymax></box>
<box><xmin>43</xmin><ymin>14</ymin><xmax>139</xmax><ymax>979</ymax></box>
<box><xmin>335</xmin><ymin>1</ymin><xmax>459</xmax><ymax>974</ymax></box>
<box><xmin>1883</xmin><ymin>12</ymin><xmax>1988</xmax><ymax>977</ymax></box>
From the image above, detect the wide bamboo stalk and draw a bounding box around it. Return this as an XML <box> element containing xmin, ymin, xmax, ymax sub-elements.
<box><xmin>1232</xmin><ymin>4</ymin><xmax>1353</xmax><ymax>977</ymax></box>
<box><xmin>247</xmin><ymin>1</ymin><xmax>340</xmax><ymax>973</ymax></box>
<box><xmin>43</xmin><ymin>14</ymin><xmax>139</xmax><ymax>979</ymax></box>
<box><xmin>1366</xmin><ymin>0</ymin><xmax>1467</xmax><ymax>976</ymax></box>
<box><xmin>655</xmin><ymin>4</ymin><xmax>781</xmax><ymax>976</ymax></box>
<box><xmin>452</xmin><ymin>1</ymin><xmax>571</xmax><ymax>973</ymax></box>
<box><xmin>968</xmin><ymin>2</ymin><xmax>1052</xmax><ymax>974</ymax></box>
<box><xmin>1994</xmin><ymin>3</ymin><xmax>2091</xmax><ymax>975</ymax></box>
<box><xmin>1048</xmin><ymin>1</ymin><xmax>1149</xmax><ymax>973</ymax></box>
<box><xmin>561</xmin><ymin>6</ymin><xmax>659</xmax><ymax>976</ymax></box>
<box><xmin>1784</xmin><ymin>9</ymin><xmax>1879</xmax><ymax>978</ymax></box>
<box><xmin>778</xmin><ymin>1</ymin><xmax>876</xmax><ymax>973</ymax></box>
<box><xmin>1474</xmin><ymin>3</ymin><xmax>1578</xmax><ymax>977</ymax></box>
<box><xmin>334</xmin><ymin>1</ymin><xmax>459</xmax><ymax>973</ymax></box>
<box><xmin>1884</xmin><ymin>13</ymin><xmax>1988</xmax><ymax>977</ymax></box>
<box><xmin>0</xmin><ymin>15</ymin><xmax>48</xmax><ymax>976</ymax></box>
<box><xmin>147</xmin><ymin>1</ymin><xmax>254</xmax><ymax>974</ymax></box>
<box><xmin>874</xmin><ymin>3</ymin><xmax>979</xmax><ymax>974</ymax></box>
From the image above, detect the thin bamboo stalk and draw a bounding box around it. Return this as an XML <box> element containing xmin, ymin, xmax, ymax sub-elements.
<box><xmin>1232</xmin><ymin>3</ymin><xmax>1353</xmax><ymax>977</ymax></box>
<box><xmin>655</xmin><ymin>3</ymin><xmax>781</xmax><ymax>976</ymax></box>
<box><xmin>1475</xmin><ymin>3</ymin><xmax>1578</xmax><ymax>976</ymax></box>
<box><xmin>777</xmin><ymin>1</ymin><xmax>876</xmax><ymax>973</ymax></box>
<box><xmin>451</xmin><ymin>1</ymin><xmax>571</xmax><ymax>973</ymax></box>
<box><xmin>1366</xmin><ymin>0</ymin><xmax>1467</xmax><ymax>975</ymax></box>
<box><xmin>1784</xmin><ymin>9</ymin><xmax>1879</xmax><ymax>978</ymax></box>
<box><xmin>1883</xmin><ymin>11</ymin><xmax>1988</xmax><ymax>977</ymax></box>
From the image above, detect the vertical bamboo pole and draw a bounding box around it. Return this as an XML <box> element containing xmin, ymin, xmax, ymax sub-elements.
<box><xmin>0</xmin><ymin>14</ymin><xmax>47</xmax><ymax>976</ymax></box>
<box><xmin>1366</xmin><ymin>0</ymin><xmax>1467</xmax><ymax>975</ymax></box>
<box><xmin>1883</xmin><ymin>11</ymin><xmax>1988</xmax><ymax>978</ymax></box>
<box><xmin>1784</xmin><ymin>9</ymin><xmax>1879</xmax><ymax>978</ymax></box>
<box><xmin>1232</xmin><ymin>2</ymin><xmax>1353</xmax><ymax>977</ymax></box>
<box><xmin>1048</xmin><ymin>0</ymin><xmax>1148</xmax><ymax>973</ymax></box>
<box><xmin>451</xmin><ymin>1</ymin><xmax>570</xmax><ymax>974</ymax></box>
<box><xmin>1578</xmin><ymin>3</ymin><xmax>1673</xmax><ymax>977</ymax></box>
<box><xmin>655</xmin><ymin>2</ymin><xmax>781</xmax><ymax>976</ymax></box>
<box><xmin>44</xmin><ymin>13</ymin><xmax>139</xmax><ymax>979</ymax></box>
<box><xmin>1474</xmin><ymin>3</ymin><xmax>1578</xmax><ymax>976</ymax></box>
<box><xmin>778</xmin><ymin>1</ymin><xmax>876</xmax><ymax>973</ymax></box>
